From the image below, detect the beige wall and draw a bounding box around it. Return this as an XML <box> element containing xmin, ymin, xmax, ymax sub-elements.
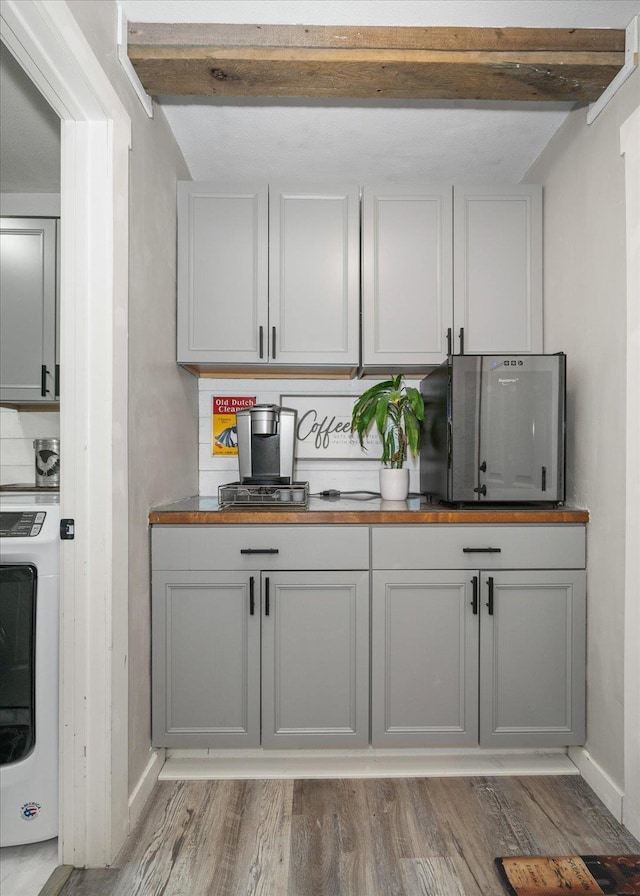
<box><xmin>65</xmin><ymin>1</ymin><xmax>197</xmax><ymax>795</ymax></box>
<box><xmin>526</xmin><ymin>70</ymin><xmax>639</xmax><ymax>790</ymax></box>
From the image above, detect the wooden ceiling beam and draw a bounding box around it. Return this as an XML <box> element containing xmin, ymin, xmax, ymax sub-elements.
<box><xmin>127</xmin><ymin>23</ymin><xmax>625</xmax><ymax>103</ymax></box>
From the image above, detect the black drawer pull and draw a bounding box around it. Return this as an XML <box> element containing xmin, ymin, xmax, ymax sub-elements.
<box><xmin>487</xmin><ymin>576</ymin><xmax>494</xmax><ymax>615</ymax></box>
<box><xmin>41</xmin><ymin>364</ymin><xmax>50</xmax><ymax>396</ymax></box>
<box><xmin>471</xmin><ymin>576</ymin><xmax>478</xmax><ymax>615</ymax></box>
<box><xmin>249</xmin><ymin>576</ymin><xmax>255</xmax><ymax>615</ymax></box>
<box><xmin>462</xmin><ymin>547</ymin><xmax>502</xmax><ymax>554</ymax></box>
<box><xmin>265</xmin><ymin>577</ymin><xmax>270</xmax><ymax>616</ymax></box>
<box><xmin>240</xmin><ymin>548</ymin><xmax>280</xmax><ymax>555</ymax></box>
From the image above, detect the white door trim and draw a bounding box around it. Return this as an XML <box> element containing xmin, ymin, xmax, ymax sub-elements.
<box><xmin>0</xmin><ymin>0</ymin><xmax>131</xmax><ymax>866</ymax></box>
<box><xmin>621</xmin><ymin>104</ymin><xmax>640</xmax><ymax>842</ymax></box>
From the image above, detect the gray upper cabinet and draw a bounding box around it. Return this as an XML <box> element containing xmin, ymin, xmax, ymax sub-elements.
<box><xmin>177</xmin><ymin>182</ymin><xmax>360</xmax><ymax>372</ymax></box>
<box><xmin>0</xmin><ymin>217</ymin><xmax>58</xmax><ymax>404</ymax></box>
<box><xmin>453</xmin><ymin>185</ymin><xmax>543</xmax><ymax>355</ymax></box>
<box><xmin>177</xmin><ymin>183</ymin><xmax>268</xmax><ymax>365</ymax></box>
<box><xmin>361</xmin><ymin>184</ymin><xmax>543</xmax><ymax>372</ymax></box>
<box><xmin>362</xmin><ymin>185</ymin><xmax>453</xmax><ymax>369</ymax></box>
<box><xmin>269</xmin><ymin>185</ymin><xmax>360</xmax><ymax>366</ymax></box>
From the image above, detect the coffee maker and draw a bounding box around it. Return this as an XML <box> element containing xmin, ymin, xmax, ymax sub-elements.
<box><xmin>236</xmin><ymin>404</ymin><xmax>297</xmax><ymax>485</ymax></box>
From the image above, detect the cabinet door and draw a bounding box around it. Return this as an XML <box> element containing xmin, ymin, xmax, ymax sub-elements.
<box><xmin>177</xmin><ymin>183</ymin><xmax>268</xmax><ymax>364</ymax></box>
<box><xmin>152</xmin><ymin>570</ymin><xmax>260</xmax><ymax>747</ymax></box>
<box><xmin>479</xmin><ymin>570</ymin><xmax>586</xmax><ymax>747</ymax></box>
<box><xmin>371</xmin><ymin>570</ymin><xmax>479</xmax><ymax>747</ymax></box>
<box><xmin>261</xmin><ymin>570</ymin><xmax>369</xmax><ymax>747</ymax></box>
<box><xmin>0</xmin><ymin>217</ymin><xmax>57</xmax><ymax>403</ymax></box>
<box><xmin>453</xmin><ymin>185</ymin><xmax>542</xmax><ymax>355</ymax></box>
<box><xmin>268</xmin><ymin>185</ymin><xmax>360</xmax><ymax>366</ymax></box>
<box><xmin>362</xmin><ymin>185</ymin><xmax>453</xmax><ymax>369</ymax></box>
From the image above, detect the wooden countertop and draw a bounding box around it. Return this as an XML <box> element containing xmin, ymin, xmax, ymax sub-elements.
<box><xmin>149</xmin><ymin>495</ymin><xmax>589</xmax><ymax>525</ymax></box>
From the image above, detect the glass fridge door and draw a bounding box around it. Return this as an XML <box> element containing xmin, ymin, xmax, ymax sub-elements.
<box><xmin>479</xmin><ymin>355</ymin><xmax>564</xmax><ymax>502</ymax></box>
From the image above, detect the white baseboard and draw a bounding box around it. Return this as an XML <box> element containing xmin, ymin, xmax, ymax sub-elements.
<box><xmin>160</xmin><ymin>747</ymin><xmax>577</xmax><ymax>781</ymax></box>
<box><xmin>568</xmin><ymin>746</ymin><xmax>624</xmax><ymax>821</ymax></box>
<box><xmin>128</xmin><ymin>748</ymin><xmax>165</xmax><ymax>831</ymax></box>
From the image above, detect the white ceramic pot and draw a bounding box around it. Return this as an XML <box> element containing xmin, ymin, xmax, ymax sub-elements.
<box><xmin>379</xmin><ymin>467</ymin><xmax>410</xmax><ymax>501</ymax></box>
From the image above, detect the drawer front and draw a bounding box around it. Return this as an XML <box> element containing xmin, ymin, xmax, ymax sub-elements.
<box><xmin>152</xmin><ymin>525</ymin><xmax>369</xmax><ymax>571</ymax></box>
<box><xmin>371</xmin><ymin>525</ymin><xmax>585</xmax><ymax>570</ymax></box>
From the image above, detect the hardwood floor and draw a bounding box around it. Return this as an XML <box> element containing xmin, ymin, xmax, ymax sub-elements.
<box><xmin>56</xmin><ymin>776</ymin><xmax>639</xmax><ymax>896</ymax></box>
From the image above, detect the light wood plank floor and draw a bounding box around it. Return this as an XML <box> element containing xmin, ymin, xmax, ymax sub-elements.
<box><xmin>57</xmin><ymin>776</ymin><xmax>639</xmax><ymax>896</ymax></box>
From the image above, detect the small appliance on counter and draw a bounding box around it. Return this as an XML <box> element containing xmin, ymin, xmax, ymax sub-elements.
<box><xmin>218</xmin><ymin>403</ymin><xmax>309</xmax><ymax>508</ymax></box>
<box><xmin>33</xmin><ymin>438</ymin><xmax>60</xmax><ymax>489</ymax></box>
<box><xmin>420</xmin><ymin>353</ymin><xmax>566</xmax><ymax>505</ymax></box>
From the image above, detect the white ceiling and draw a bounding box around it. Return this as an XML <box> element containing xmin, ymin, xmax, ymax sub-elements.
<box><xmin>121</xmin><ymin>0</ymin><xmax>640</xmax><ymax>185</ymax></box>
<box><xmin>1</xmin><ymin>2</ymin><xmax>638</xmax><ymax>192</ymax></box>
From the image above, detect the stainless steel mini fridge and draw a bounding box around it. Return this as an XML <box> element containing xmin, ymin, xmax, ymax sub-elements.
<box><xmin>420</xmin><ymin>354</ymin><xmax>566</xmax><ymax>504</ymax></box>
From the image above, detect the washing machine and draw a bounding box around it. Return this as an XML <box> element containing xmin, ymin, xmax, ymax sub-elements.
<box><xmin>0</xmin><ymin>492</ymin><xmax>59</xmax><ymax>846</ymax></box>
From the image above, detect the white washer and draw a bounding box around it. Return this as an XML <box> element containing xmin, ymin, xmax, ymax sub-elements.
<box><xmin>0</xmin><ymin>493</ymin><xmax>59</xmax><ymax>846</ymax></box>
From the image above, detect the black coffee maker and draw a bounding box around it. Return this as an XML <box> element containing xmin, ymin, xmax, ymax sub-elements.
<box><xmin>236</xmin><ymin>404</ymin><xmax>297</xmax><ymax>485</ymax></box>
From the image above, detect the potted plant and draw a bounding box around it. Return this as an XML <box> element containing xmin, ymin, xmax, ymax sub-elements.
<box><xmin>351</xmin><ymin>374</ymin><xmax>425</xmax><ymax>501</ymax></box>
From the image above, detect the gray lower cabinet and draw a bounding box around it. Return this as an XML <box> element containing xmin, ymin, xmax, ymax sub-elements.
<box><xmin>261</xmin><ymin>570</ymin><xmax>369</xmax><ymax>748</ymax></box>
<box><xmin>152</xmin><ymin>526</ymin><xmax>370</xmax><ymax>748</ymax></box>
<box><xmin>152</xmin><ymin>570</ymin><xmax>260</xmax><ymax>748</ymax></box>
<box><xmin>371</xmin><ymin>525</ymin><xmax>586</xmax><ymax>748</ymax></box>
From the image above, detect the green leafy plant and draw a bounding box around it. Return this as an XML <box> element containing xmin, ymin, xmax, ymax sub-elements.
<box><xmin>351</xmin><ymin>374</ymin><xmax>425</xmax><ymax>469</ymax></box>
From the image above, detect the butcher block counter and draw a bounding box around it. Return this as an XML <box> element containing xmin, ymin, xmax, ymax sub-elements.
<box><xmin>149</xmin><ymin>494</ymin><xmax>589</xmax><ymax>525</ymax></box>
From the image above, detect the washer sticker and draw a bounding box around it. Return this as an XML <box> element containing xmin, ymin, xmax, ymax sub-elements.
<box><xmin>20</xmin><ymin>802</ymin><xmax>41</xmax><ymax>821</ymax></box>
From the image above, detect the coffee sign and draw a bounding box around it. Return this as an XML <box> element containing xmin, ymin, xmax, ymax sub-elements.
<box><xmin>280</xmin><ymin>394</ymin><xmax>382</xmax><ymax>460</ymax></box>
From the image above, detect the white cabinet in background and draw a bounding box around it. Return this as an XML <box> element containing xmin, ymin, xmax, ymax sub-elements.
<box><xmin>0</xmin><ymin>217</ymin><xmax>59</xmax><ymax>404</ymax></box>
<box><xmin>177</xmin><ymin>182</ymin><xmax>360</xmax><ymax>373</ymax></box>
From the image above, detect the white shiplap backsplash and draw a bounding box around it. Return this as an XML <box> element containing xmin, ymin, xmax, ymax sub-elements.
<box><xmin>0</xmin><ymin>407</ymin><xmax>60</xmax><ymax>485</ymax></box>
<box><xmin>198</xmin><ymin>377</ymin><xmax>421</xmax><ymax>496</ymax></box>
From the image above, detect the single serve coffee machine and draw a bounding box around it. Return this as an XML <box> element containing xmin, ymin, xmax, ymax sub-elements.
<box><xmin>236</xmin><ymin>404</ymin><xmax>297</xmax><ymax>485</ymax></box>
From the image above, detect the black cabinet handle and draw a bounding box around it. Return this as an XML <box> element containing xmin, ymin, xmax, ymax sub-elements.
<box><xmin>471</xmin><ymin>576</ymin><xmax>478</xmax><ymax>615</ymax></box>
<box><xmin>462</xmin><ymin>547</ymin><xmax>501</xmax><ymax>554</ymax></box>
<box><xmin>479</xmin><ymin>460</ymin><xmax>487</xmax><ymax>473</ymax></box>
<box><xmin>272</xmin><ymin>326</ymin><xmax>276</xmax><ymax>359</ymax></box>
<box><xmin>259</xmin><ymin>326</ymin><xmax>264</xmax><ymax>359</ymax></box>
<box><xmin>265</xmin><ymin>577</ymin><xmax>270</xmax><ymax>616</ymax></box>
<box><xmin>487</xmin><ymin>576</ymin><xmax>494</xmax><ymax>615</ymax></box>
<box><xmin>54</xmin><ymin>364</ymin><xmax>60</xmax><ymax>398</ymax></box>
<box><xmin>40</xmin><ymin>364</ymin><xmax>50</xmax><ymax>396</ymax></box>
<box><xmin>446</xmin><ymin>327</ymin><xmax>452</xmax><ymax>358</ymax></box>
<box><xmin>473</xmin><ymin>484</ymin><xmax>487</xmax><ymax>496</ymax></box>
<box><xmin>240</xmin><ymin>548</ymin><xmax>279</xmax><ymax>555</ymax></box>
<box><xmin>459</xmin><ymin>327</ymin><xmax>465</xmax><ymax>355</ymax></box>
<box><xmin>249</xmin><ymin>576</ymin><xmax>255</xmax><ymax>616</ymax></box>
<box><xmin>541</xmin><ymin>466</ymin><xmax>547</xmax><ymax>492</ymax></box>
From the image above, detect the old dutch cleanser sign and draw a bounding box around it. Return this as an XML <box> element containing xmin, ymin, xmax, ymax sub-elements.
<box><xmin>281</xmin><ymin>394</ymin><xmax>382</xmax><ymax>461</ymax></box>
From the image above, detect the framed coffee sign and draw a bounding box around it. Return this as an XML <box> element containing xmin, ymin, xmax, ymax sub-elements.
<box><xmin>280</xmin><ymin>394</ymin><xmax>382</xmax><ymax>461</ymax></box>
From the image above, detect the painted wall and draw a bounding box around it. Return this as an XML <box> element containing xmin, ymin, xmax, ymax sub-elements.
<box><xmin>65</xmin><ymin>1</ymin><xmax>197</xmax><ymax>797</ymax></box>
<box><xmin>526</xmin><ymin>69</ymin><xmax>640</xmax><ymax>790</ymax></box>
